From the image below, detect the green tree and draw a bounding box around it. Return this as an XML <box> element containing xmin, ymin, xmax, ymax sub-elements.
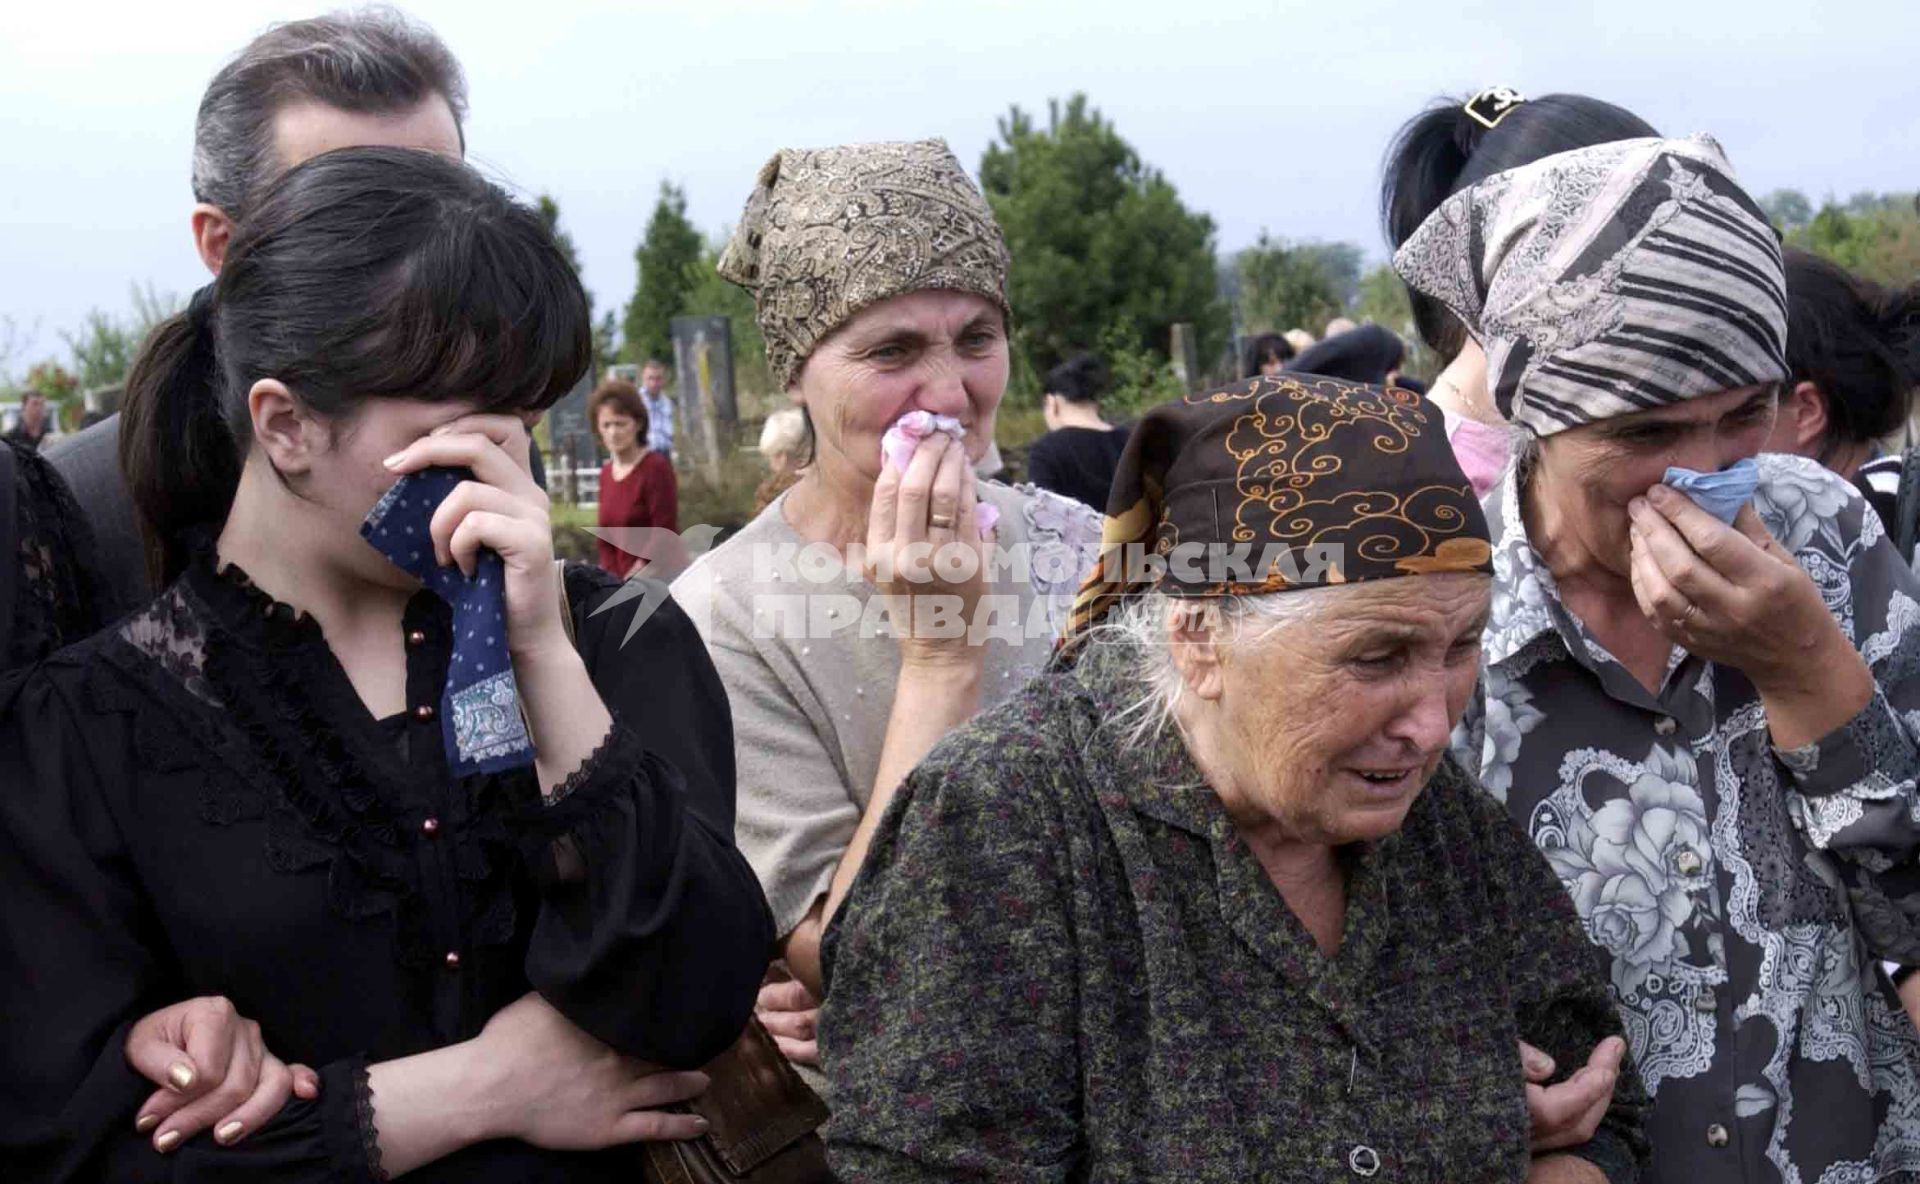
<box><xmin>62</xmin><ymin>282</ymin><xmax>178</xmax><ymax>393</ymax></box>
<box><xmin>980</xmin><ymin>94</ymin><xmax>1227</xmax><ymax>395</ymax></box>
<box><xmin>1786</xmin><ymin>192</ymin><xmax>1920</xmax><ymax>287</ymax></box>
<box><xmin>1760</xmin><ymin>188</ymin><xmax>1813</xmax><ymax>232</ymax></box>
<box><xmin>681</xmin><ymin>238</ymin><xmax>773</xmax><ymax>399</ymax></box>
<box><xmin>1234</xmin><ymin>234</ymin><xmax>1357</xmax><ymax>335</ymax></box>
<box><xmin>537</xmin><ymin>194</ymin><xmax>586</xmax><ymax>275</ymax></box>
<box><xmin>622</xmin><ymin>181</ymin><xmax>704</xmax><ymax>367</ymax></box>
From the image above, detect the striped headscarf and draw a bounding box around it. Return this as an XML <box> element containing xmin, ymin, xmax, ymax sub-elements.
<box><xmin>1393</xmin><ymin>135</ymin><xmax>1787</xmax><ymax>437</ymax></box>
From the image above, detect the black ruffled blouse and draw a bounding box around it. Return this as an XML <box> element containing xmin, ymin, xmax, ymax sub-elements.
<box><xmin>0</xmin><ymin>553</ymin><xmax>774</xmax><ymax>1181</ymax></box>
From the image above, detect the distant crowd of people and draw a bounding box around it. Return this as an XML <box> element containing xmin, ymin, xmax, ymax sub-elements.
<box><xmin>4</xmin><ymin>9</ymin><xmax>1920</xmax><ymax>1184</ymax></box>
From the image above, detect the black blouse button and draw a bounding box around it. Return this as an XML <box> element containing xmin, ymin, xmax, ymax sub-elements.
<box><xmin>421</xmin><ymin>816</ymin><xmax>440</xmax><ymax>836</ymax></box>
<box><xmin>406</xmin><ymin>629</ymin><xmax>428</xmax><ymax>647</ymax></box>
<box><xmin>444</xmin><ymin>950</ymin><xmax>462</xmax><ymax>970</ymax></box>
<box><xmin>414</xmin><ymin>704</ymin><xmax>436</xmax><ymax>722</ymax></box>
<box><xmin>1706</xmin><ymin>1122</ymin><xmax>1730</xmax><ymax>1148</ymax></box>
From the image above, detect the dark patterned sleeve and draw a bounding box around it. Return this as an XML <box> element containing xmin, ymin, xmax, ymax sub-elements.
<box><xmin>1769</xmin><ymin>470</ymin><xmax>1920</xmax><ymax>965</ymax></box>
<box><xmin>0</xmin><ymin>664</ymin><xmax>380</xmax><ymax>1183</ymax></box>
<box><xmin>1456</xmin><ymin>761</ymin><xmax>1651</xmax><ymax>1184</ymax></box>
<box><xmin>818</xmin><ymin>721</ymin><xmax>1082</xmax><ymax>1183</ymax></box>
<box><xmin>511</xmin><ymin>567</ymin><xmax>773</xmax><ymax>1069</ymax></box>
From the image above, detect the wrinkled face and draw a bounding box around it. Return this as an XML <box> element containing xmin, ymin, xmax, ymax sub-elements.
<box><xmin>640</xmin><ymin>363</ymin><xmax>667</xmax><ymax>396</ymax></box>
<box><xmin>1205</xmin><ymin>573</ymin><xmax>1491</xmax><ymax>846</ymax></box>
<box><xmin>597</xmin><ymin>405</ymin><xmax>639</xmax><ymax>455</ymax></box>
<box><xmin>788</xmin><ymin>289</ymin><xmax>1009</xmax><ymax>485</ymax></box>
<box><xmin>1531</xmin><ymin>383</ymin><xmax>1777</xmax><ymax>577</ymax></box>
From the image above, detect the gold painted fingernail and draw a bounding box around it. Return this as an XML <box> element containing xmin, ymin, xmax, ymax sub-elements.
<box><xmin>167</xmin><ymin>1062</ymin><xmax>195</xmax><ymax>1091</ymax></box>
<box><xmin>135</xmin><ymin>1113</ymin><xmax>159</xmax><ymax>1134</ymax></box>
<box><xmin>216</xmin><ymin>1120</ymin><xmax>245</xmax><ymax>1144</ymax></box>
<box><xmin>155</xmin><ymin>1129</ymin><xmax>182</xmax><ymax>1153</ymax></box>
<box><xmin>383</xmin><ymin>451</ymin><xmax>406</xmax><ymax>468</ymax></box>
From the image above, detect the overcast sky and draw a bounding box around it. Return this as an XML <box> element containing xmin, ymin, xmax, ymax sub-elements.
<box><xmin>4</xmin><ymin>0</ymin><xmax>1916</xmax><ymax>372</ymax></box>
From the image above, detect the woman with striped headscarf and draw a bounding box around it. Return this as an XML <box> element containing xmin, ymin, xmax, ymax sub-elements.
<box><xmin>1400</xmin><ymin>135</ymin><xmax>1920</xmax><ymax>1182</ymax></box>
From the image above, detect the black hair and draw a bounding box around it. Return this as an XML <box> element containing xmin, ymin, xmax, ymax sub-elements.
<box><xmin>1381</xmin><ymin>92</ymin><xmax>1658</xmax><ymax>357</ymax></box>
<box><xmin>122</xmin><ymin>146</ymin><xmax>591</xmax><ymax>585</ymax></box>
<box><xmin>1241</xmin><ymin>333</ymin><xmax>1295</xmax><ymax>377</ymax></box>
<box><xmin>1784</xmin><ymin>247</ymin><xmax>1920</xmax><ymax>452</ymax></box>
<box><xmin>1288</xmin><ymin>324</ymin><xmax>1406</xmax><ymax>386</ymax></box>
<box><xmin>1045</xmin><ymin>352</ymin><xmax>1109</xmax><ymax>404</ymax></box>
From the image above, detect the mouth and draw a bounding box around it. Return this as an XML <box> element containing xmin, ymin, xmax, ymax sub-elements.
<box><xmin>1347</xmin><ymin>766</ymin><xmax>1421</xmax><ymax>796</ymax></box>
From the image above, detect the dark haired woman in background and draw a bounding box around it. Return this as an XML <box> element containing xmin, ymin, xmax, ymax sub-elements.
<box><xmin>1380</xmin><ymin>88</ymin><xmax>1658</xmax><ymax>495</ymax></box>
<box><xmin>0</xmin><ymin>147</ymin><xmax>771</xmax><ymax>1181</ymax></box>
<box><xmin>1240</xmin><ymin>331</ymin><xmax>1294</xmax><ymax>377</ymax></box>
<box><xmin>1287</xmin><ymin>322</ymin><xmax>1405</xmax><ymax>386</ymax></box>
<box><xmin>1764</xmin><ymin>248</ymin><xmax>1920</xmax><ymax>544</ymax></box>
<box><xmin>588</xmin><ymin>377</ymin><xmax>678</xmax><ymax>578</ymax></box>
<box><xmin>1028</xmin><ymin>352</ymin><xmax>1129</xmax><ymax>511</ymax></box>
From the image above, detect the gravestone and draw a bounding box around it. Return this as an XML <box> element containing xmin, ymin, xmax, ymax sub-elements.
<box><xmin>670</xmin><ymin>316</ymin><xmax>737</xmax><ymax>484</ymax></box>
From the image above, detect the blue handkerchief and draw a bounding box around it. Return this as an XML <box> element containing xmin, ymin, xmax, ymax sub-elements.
<box><xmin>1662</xmin><ymin>458</ymin><xmax>1760</xmax><ymax>525</ymax></box>
<box><xmin>361</xmin><ymin>466</ymin><xmax>535</xmax><ymax>776</ymax></box>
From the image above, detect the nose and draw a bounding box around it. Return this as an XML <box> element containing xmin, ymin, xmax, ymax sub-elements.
<box><xmin>914</xmin><ymin>352</ymin><xmax>971</xmax><ymax>419</ymax></box>
<box><xmin>1382</xmin><ymin>671</ymin><xmax>1456</xmax><ymax>756</ymax></box>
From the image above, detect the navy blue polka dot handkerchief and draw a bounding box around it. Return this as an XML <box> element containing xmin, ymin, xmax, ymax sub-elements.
<box><xmin>361</xmin><ymin>466</ymin><xmax>535</xmax><ymax>776</ymax></box>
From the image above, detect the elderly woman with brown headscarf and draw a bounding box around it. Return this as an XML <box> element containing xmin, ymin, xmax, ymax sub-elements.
<box><xmin>1398</xmin><ymin>136</ymin><xmax>1920</xmax><ymax>1182</ymax></box>
<box><xmin>819</xmin><ymin>374</ymin><xmax>1649</xmax><ymax>1182</ymax></box>
<box><xmin>670</xmin><ymin>141</ymin><xmax>1100</xmax><ymax>1064</ymax></box>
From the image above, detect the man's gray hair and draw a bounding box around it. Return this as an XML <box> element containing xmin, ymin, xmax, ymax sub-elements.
<box><xmin>1090</xmin><ymin>585</ymin><xmax>1339</xmax><ymax>750</ymax></box>
<box><xmin>191</xmin><ymin>6</ymin><xmax>468</xmax><ymax>219</ymax></box>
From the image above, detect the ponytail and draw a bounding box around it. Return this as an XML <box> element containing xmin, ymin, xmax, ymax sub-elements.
<box><xmin>1783</xmin><ymin>249</ymin><xmax>1920</xmax><ymax>448</ymax></box>
<box><xmin>119</xmin><ymin>285</ymin><xmax>242</xmax><ymax>587</ymax></box>
<box><xmin>1381</xmin><ymin>92</ymin><xmax>1659</xmax><ymax>357</ymax></box>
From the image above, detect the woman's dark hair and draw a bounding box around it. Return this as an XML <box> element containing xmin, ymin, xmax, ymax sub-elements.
<box><xmin>1382</xmin><ymin>93</ymin><xmax>1658</xmax><ymax>357</ymax></box>
<box><xmin>1288</xmin><ymin>324</ymin><xmax>1406</xmax><ymax>385</ymax></box>
<box><xmin>589</xmin><ymin>378</ymin><xmax>651</xmax><ymax>442</ymax></box>
<box><xmin>1784</xmin><ymin>247</ymin><xmax>1920</xmax><ymax>451</ymax></box>
<box><xmin>1241</xmin><ymin>333</ymin><xmax>1295</xmax><ymax>377</ymax></box>
<box><xmin>1044</xmin><ymin>352</ymin><xmax>1108</xmax><ymax>404</ymax></box>
<box><xmin>122</xmin><ymin>146</ymin><xmax>591</xmax><ymax>584</ymax></box>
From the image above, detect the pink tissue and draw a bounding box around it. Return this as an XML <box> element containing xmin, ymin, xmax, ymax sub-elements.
<box><xmin>879</xmin><ymin>410</ymin><xmax>998</xmax><ymax>534</ymax></box>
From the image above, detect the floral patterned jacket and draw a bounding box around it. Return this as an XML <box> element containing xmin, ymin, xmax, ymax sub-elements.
<box><xmin>1456</xmin><ymin>452</ymin><xmax>1920</xmax><ymax>1183</ymax></box>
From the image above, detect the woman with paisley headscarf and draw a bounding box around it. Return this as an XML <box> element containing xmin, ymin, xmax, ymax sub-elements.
<box><xmin>1398</xmin><ymin>134</ymin><xmax>1920</xmax><ymax>1181</ymax></box>
<box><xmin>669</xmin><ymin>140</ymin><xmax>1101</xmax><ymax>1068</ymax></box>
<box><xmin>819</xmin><ymin>374</ymin><xmax>1648</xmax><ymax>1182</ymax></box>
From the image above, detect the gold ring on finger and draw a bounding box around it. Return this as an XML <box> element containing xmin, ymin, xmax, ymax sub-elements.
<box><xmin>929</xmin><ymin>513</ymin><xmax>955</xmax><ymax>530</ymax></box>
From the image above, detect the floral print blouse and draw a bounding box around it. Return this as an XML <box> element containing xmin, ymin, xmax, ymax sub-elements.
<box><xmin>1456</xmin><ymin>453</ymin><xmax>1920</xmax><ymax>1184</ymax></box>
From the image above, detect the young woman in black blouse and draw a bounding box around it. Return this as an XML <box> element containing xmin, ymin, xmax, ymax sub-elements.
<box><xmin>0</xmin><ymin>147</ymin><xmax>772</xmax><ymax>1181</ymax></box>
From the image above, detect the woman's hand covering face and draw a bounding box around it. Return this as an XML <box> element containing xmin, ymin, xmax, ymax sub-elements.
<box><xmin>382</xmin><ymin>413</ymin><xmax>569</xmax><ymax>660</ymax></box>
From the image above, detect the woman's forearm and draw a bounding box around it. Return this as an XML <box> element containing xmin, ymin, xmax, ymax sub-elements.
<box><xmin>822</xmin><ymin>659</ymin><xmax>982</xmax><ymax>928</ymax></box>
<box><xmin>513</xmin><ymin>642</ymin><xmax>616</xmax><ymax>799</ymax></box>
<box><xmin>364</xmin><ymin>1042</ymin><xmax>500</xmax><ymax>1178</ymax></box>
<box><xmin>1755</xmin><ymin>634</ymin><xmax>1873</xmax><ymax>751</ymax></box>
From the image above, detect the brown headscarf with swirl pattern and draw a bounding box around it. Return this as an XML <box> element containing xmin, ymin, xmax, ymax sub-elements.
<box><xmin>717</xmin><ymin>138</ymin><xmax>1011</xmax><ymax>388</ymax></box>
<box><xmin>1058</xmin><ymin>374</ymin><xmax>1494</xmax><ymax>656</ymax></box>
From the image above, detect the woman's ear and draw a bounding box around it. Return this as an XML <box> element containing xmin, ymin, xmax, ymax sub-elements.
<box><xmin>247</xmin><ymin>379</ymin><xmax>322</xmax><ymax>476</ymax></box>
<box><xmin>1168</xmin><ymin>601</ymin><xmax>1227</xmax><ymax>703</ymax></box>
<box><xmin>1781</xmin><ymin>380</ymin><xmax>1830</xmax><ymax>452</ymax></box>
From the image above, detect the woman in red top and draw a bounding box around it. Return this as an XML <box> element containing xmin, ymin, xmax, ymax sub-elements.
<box><xmin>591</xmin><ymin>379</ymin><xmax>678</xmax><ymax>577</ymax></box>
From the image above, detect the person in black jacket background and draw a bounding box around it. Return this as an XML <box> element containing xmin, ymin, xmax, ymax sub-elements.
<box><xmin>1026</xmin><ymin>352</ymin><xmax>1129</xmax><ymax>512</ymax></box>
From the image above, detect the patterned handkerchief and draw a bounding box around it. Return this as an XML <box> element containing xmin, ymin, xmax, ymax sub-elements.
<box><xmin>361</xmin><ymin>466</ymin><xmax>535</xmax><ymax>776</ymax></box>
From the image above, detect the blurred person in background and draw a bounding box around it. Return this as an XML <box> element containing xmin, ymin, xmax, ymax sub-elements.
<box><xmin>1028</xmin><ymin>352</ymin><xmax>1128</xmax><ymax>511</ymax></box>
<box><xmin>4</xmin><ymin>389</ymin><xmax>52</xmax><ymax>451</ymax></box>
<box><xmin>754</xmin><ymin>407</ymin><xmax>808</xmax><ymax>514</ymax></box>
<box><xmin>1283</xmin><ymin>327</ymin><xmax>1316</xmax><ymax>356</ymax></box>
<box><xmin>1288</xmin><ymin>322</ymin><xmax>1406</xmax><ymax>387</ymax></box>
<box><xmin>590</xmin><ymin>377</ymin><xmax>677</xmax><ymax>579</ymax></box>
<box><xmin>637</xmin><ymin>359</ymin><xmax>677</xmax><ymax>460</ymax></box>
<box><xmin>1240</xmin><ymin>331</ymin><xmax>1295</xmax><ymax>377</ymax></box>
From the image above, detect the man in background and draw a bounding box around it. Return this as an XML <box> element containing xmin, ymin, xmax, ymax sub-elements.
<box><xmin>4</xmin><ymin>390</ymin><xmax>52</xmax><ymax>452</ymax></box>
<box><xmin>50</xmin><ymin>10</ymin><xmax>468</xmax><ymax>615</ymax></box>
<box><xmin>637</xmin><ymin>358</ymin><xmax>677</xmax><ymax>460</ymax></box>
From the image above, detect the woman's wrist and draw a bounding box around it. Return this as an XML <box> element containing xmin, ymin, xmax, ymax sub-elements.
<box><xmin>1754</xmin><ymin>630</ymin><xmax>1873</xmax><ymax>750</ymax></box>
<box><xmin>364</xmin><ymin>1039</ymin><xmax>505</xmax><ymax>1175</ymax></box>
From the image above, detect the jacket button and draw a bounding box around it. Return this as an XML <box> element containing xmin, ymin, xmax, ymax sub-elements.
<box><xmin>421</xmin><ymin>817</ymin><xmax>440</xmax><ymax>836</ymax></box>
<box><xmin>1706</xmin><ymin>1123</ymin><xmax>1730</xmax><ymax>1148</ymax></box>
<box><xmin>414</xmin><ymin>704</ymin><xmax>436</xmax><ymax>722</ymax></box>
<box><xmin>444</xmin><ymin>950</ymin><xmax>462</xmax><ymax>970</ymax></box>
<box><xmin>1348</xmin><ymin>1145</ymin><xmax>1381</xmax><ymax>1177</ymax></box>
<box><xmin>1694</xmin><ymin>987</ymin><xmax>1718</xmax><ymax>1012</ymax></box>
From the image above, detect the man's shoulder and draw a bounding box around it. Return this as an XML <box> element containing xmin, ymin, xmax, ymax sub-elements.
<box><xmin>45</xmin><ymin>414</ymin><xmax>120</xmax><ymax>484</ymax></box>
